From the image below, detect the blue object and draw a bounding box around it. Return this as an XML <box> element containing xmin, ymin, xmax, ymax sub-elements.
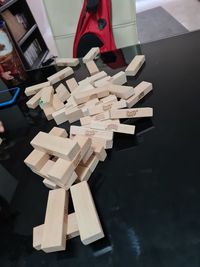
<box><xmin>0</xmin><ymin>87</ymin><xmax>20</xmax><ymax>107</ymax></box>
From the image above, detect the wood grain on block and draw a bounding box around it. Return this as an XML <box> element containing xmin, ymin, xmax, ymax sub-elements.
<box><xmin>31</xmin><ymin>132</ymin><xmax>80</xmax><ymax>160</ymax></box>
<box><xmin>26</xmin><ymin>90</ymin><xmax>42</xmax><ymax>109</ymax></box>
<box><xmin>108</xmin><ymin>84</ymin><xmax>134</xmax><ymax>99</ymax></box>
<box><xmin>67</xmin><ymin>213</ymin><xmax>80</xmax><ymax>239</ymax></box>
<box><xmin>65</xmin><ymin>107</ymin><xmax>84</xmax><ymax>123</ymax></box>
<box><xmin>83</xmin><ymin>47</ymin><xmax>100</xmax><ymax>63</ymax></box>
<box><xmin>76</xmin><ymin>165</ymin><xmax>92</xmax><ymax>182</ymax></box>
<box><xmin>25</xmin><ymin>81</ymin><xmax>51</xmax><ymax>97</ymax></box>
<box><xmin>110</xmin><ymin>107</ymin><xmax>153</xmax><ymax>119</ymax></box>
<box><xmin>91</xmin><ymin>136</ymin><xmax>113</xmax><ymax>150</ymax></box>
<box><xmin>43</xmin><ymin>106</ymin><xmax>55</xmax><ymax>121</ymax></box>
<box><xmin>126</xmin><ymin>81</ymin><xmax>153</xmax><ymax>108</ymax></box>
<box><xmin>49</xmin><ymin>127</ymin><xmax>68</xmax><ymax>138</ymax></box>
<box><xmin>78</xmin><ymin>71</ymin><xmax>107</xmax><ymax>86</ymax></box>
<box><xmin>66</xmin><ymin>78</ymin><xmax>78</xmax><ymax>93</ymax></box>
<box><xmin>99</xmin><ymin>94</ymin><xmax>117</xmax><ymax>104</ymax></box>
<box><xmin>125</xmin><ymin>55</ymin><xmax>145</xmax><ymax>76</ymax></box>
<box><xmin>55</xmin><ymin>84</ymin><xmax>70</xmax><ymax>102</ymax></box>
<box><xmin>74</xmin><ymin>87</ymin><xmax>109</xmax><ymax>105</ymax></box>
<box><xmin>47</xmin><ymin>67</ymin><xmax>74</xmax><ymax>84</ymax></box>
<box><xmin>70</xmin><ymin>181</ymin><xmax>104</xmax><ymax>245</ymax></box>
<box><xmin>86</xmin><ymin>60</ymin><xmax>99</xmax><ymax>75</ymax></box>
<box><xmin>41</xmin><ymin>189</ymin><xmax>68</xmax><ymax>253</ymax></box>
<box><xmin>90</xmin><ymin>121</ymin><xmax>135</xmax><ymax>135</ymax></box>
<box><xmin>110</xmin><ymin>71</ymin><xmax>127</xmax><ymax>85</ymax></box>
<box><xmin>40</xmin><ymin>86</ymin><xmax>54</xmax><ymax>109</ymax></box>
<box><xmin>81</xmin><ymin>147</ymin><xmax>93</xmax><ymax>164</ymax></box>
<box><xmin>81</xmin><ymin>154</ymin><xmax>99</xmax><ymax>173</ymax></box>
<box><xmin>55</xmin><ymin>58</ymin><xmax>79</xmax><ymax>67</ymax></box>
<box><xmin>80</xmin><ymin>111</ymin><xmax>110</xmax><ymax>126</ymax></box>
<box><xmin>40</xmin><ymin>160</ymin><xmax>55</xmax><ymax>179</ymax></box>
<box><xmin>94</xmin><ymin>76</ymin><xmax>111</xmax><ymax>87</ymax></box>
<box><xmin>70</xmin><ymin>126</ymin><xmax>113</xmax><ymax>141</ymax></box>
<box><xmin>52</xmin><ymin>94</ymin><xmax>65</xmax><ymax>110</ymax></box>
<box><xmin>33</xmin><ymin>225</ymin><xmax>43</xmax><ymax>250</ymax></box>
<box><xmin>24</xmin><ymin>150</ymin><xmax>49</xmax><ymax>171</ymax></box>
<box><xmin>88</xmin><ymin>99</ymin><xmax>126</xmax><ymax>115</ymax></box>
<box><xmin>52</xmin><ymin>108</ymin><xmax>68</xmax><ymax>125</ymax></box>
<box><xmin>91</xmin><ymin>143</ymin><xmax>107</xmax><ymax>161</ymax></box>
<box><xmin>71</xmin><ymin>136</ymin><xmax>92</xmax><ymax>158</ymax></box>
<box><xmin>61</xmin><ymin>172</ymin><xmax>78</xmax><ymax>190</ymax></box>
<box><xmin>43</xmin><ymin>179</ymin><xmax>58</xmax><ymax>190</ymax></box>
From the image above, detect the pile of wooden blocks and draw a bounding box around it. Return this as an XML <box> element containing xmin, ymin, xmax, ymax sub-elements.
<box><xmin>24</xmin><ymin>47</ymin><xmax>154</xmax><ymax>253</ymax></box>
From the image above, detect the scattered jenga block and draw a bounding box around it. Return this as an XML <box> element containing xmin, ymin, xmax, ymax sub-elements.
<box><xmin>81</xmin><ymin>147</ymin><xmax>93</xmax><ymax>164</ymax></box>
<box><xmin>49</xmin><ymin>127</ymin><xmax>68</xmax><ymax>138</ymax></box>
<box><xmin>78</xmin><ymin>71</ymin><xmax>107</xmax><ymax>86</ymax></box>
<box><xmin>47</xmin><ymin>67</ymin><xmax>73</xmax><ymax>85</ymax></box>
<box><xmin>71</xmin><ymin>136</ymin><xmax>92</xmax><ymax>158</ymax></box>
<box><xmin>110</xmin><ymin>107</ymin><xmax>153</xmax><ymax>119</ymax></box>
<box><xmin>52</xmin><ymin>94</ymin><xmax>65</xmax><ymax>110</ymax></box>
<box><xmin>108</xmin><ymin>84</ymin><xmax>134</xmax><ymax>99</ymax></box>
<box><xmin>81</xmin><ymin>154</ymin><xmax>99</xmax><ymax>173</ymax></box>
<box><xmin>61</xmin><ymin>172</ymin><xmax>78</xmax><ymax>190</ymax></box>
<box><xmin>66</xmin><ymin>78</ymin><xmax>78</xmax><ymax>93</ymax></box>
<box><xmin>74</xmin><ymin>87</ymin><xmax>109</xmax><ymax>105</ymax></box>
<box><xmin>65</xmin><ymin>107</ymin><xmax>84</xmax><ymax>123</ymax></box>
<box><xmin>90</xmin><ymin>121</ymin><xmax>135</xmax><ymax>135</ymax></box>
<box><xmin>43</xmin><ymin>179</ymin><xmax>58</xmax><ymax>190</ymax></box>
<box><xmin>55</xmin><ymin>84</ymin><xmax>70</xmax><ymax>102</ymax></box>
<box><xmin>31</xmin><ymin>131</ymin><xmax>80</xmax><ymax>160</ymax></box>
<box><xmin>26</xmin><ymin>90</ymin><xmax>42</xmax><ymax>109</ymax></box>
<box><xmin>110</xmin><ymin>71</ymin><xmax>127</xmax><ymax>85</ymax></box>
<box><xmin>76</xmin><ymin>165</ymin><xmax>92</xmax><ymax>182</ymax></box>
<box><xmin>91</xmin><ymin>143</ymin><xmax>107</xmax><ymax>161</ymax></box>
<box><xmin>88</xmin><ymin>99</ymin><xmax>126</xmax><ymax>115</ymax></box>
<box><xmin>24</xmin><ymin>150</ymin><xmax>49</xmax><ymax>171</ymax></box>
<box><xmin>70</xmin><ymin>181</ymin><xmax>104</xmax><ymax>245</ymax></box>
<box><xmin>52</xmin><ymin>107</ymin><xmax>68</xmax><ymax>125</ymax></box>
<box><xmin>82</xmin><ymin>47</ymin><xmax>100</xmax><ymax>63</ymax></box>
<box><xmin>40</xmin><ymin>86</ymin><xmax>54</xmax><ymax>109</ymax></box>
<box><xmin>80</xmin><ymin>111</ymin><xmax>110</xmax><ymax>126</ymax></box>
<box><xmin>94</xmin><ymin>76</ymin><xmax>111</xmax><ymax>87</ymax></box>
<box><xmin>67</xmin><ymin>213</ymin><xmax>80</xmax><ymax>239</ymax></box>
<box><xmin>39</xmin><ymin>160</ymin><xmax>55</xmax><ymax>179</ymax></box>
<box><xmin>126</xmin><ymin>81</ymin><xmax>153</xmax><ymax>108</ymax></box>
<box><xmin>125</xmin><ymin>55</ymin><xmax>145</xmax><ymax>76</ymax></box>
<box><xmin>99</xmin><ymin>94</ymin><xmax>117</xmax><ymax>104</ymax></box>
<box><xmin>43</xmin><ymin>106</ymin><xmax>55</xmax><ymax>121</ymax></box>
<box><xmin>25</xmin><ymin>81</ymin><xmax>51</xmax><ymax>96</ymax></box>
<box><xmin>41</xmin><ymin>189</ymin><xmax>68</xmax><ymax>253</ymax></box>
<box><xmin>86</xmin><ymin>60</ymin><xmax>99</xmax><ymax>75</ymax></box>
<box><xmin>33</xmin><ymin>225</ymin><xmax>43</xmax><ymax>250</ymax></box>
<box><xmin>55</xmin><ymin>58</ymin><xmax>79</xmax><ymax>67</ymax></box>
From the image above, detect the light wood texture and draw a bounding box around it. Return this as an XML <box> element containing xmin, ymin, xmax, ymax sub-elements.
<box><xmin>81</xmin><ymin>154</ymin><xmax>99</xmax><ymax>173</ymax></box>
<box><xmin>55</xmin><ymin>58</ymin><xmax>79</xmax><ymax>67</ymax></box>
<box><xmin>81</xmin><ymin>147</ymin><xmax>93</xmax><ymax>164</ymax></box>
<box><xmin>31</xmin><ymin>131</ymin><xmax>80</xmax><ymax>160</ymax></box>
<box><xmin>108</xmin><ymin>84</ymin><xmax>134</xmax><ymax>99</ymax></box>
<box><xmin>40</xmin><ymin>160</ymin><xmax>55</xmax><ymax>179</ymax></box>
<box><xmin>41</xmin><ymin>189</ymin><xmax>68</xmax><ymax>253</ymax></box>
<box><xmin>82</xmin><ymin>47</ymin><xmax>100</xmax><ymax>63</ymax></box>
<box><xmin>25</xmin><ymin>81</ymin><xmax>51</xmax><ymax>96</ymax></box>
<box><xmin>24</xmin><ymin>150</ymin><xmax>49</xmax><ymax>171</ymax></box>
<box><xmin>94</xmin><ymin>76</ymin><xmax>111</xmax><ymax>87</ymax></box>
<box><xmin>91</xmin><ymin>143</ymin><xmax>107</xmax><ymax>161</ymax></box>
<box><xmin>66</xmin><ymin>78</ymin><xmax>78</xmax><ymax>93</ymax></box>
<box><xmin>43</xmin><ymin>106</ymin><xmax>55</xmax><ymax>121</ymax></box>
<box><xmin>55</xmin><ymin>84</ymin><xmax>71</xmax><ymax>102</ymax></box>
<box><xmin>126</xmin><ymin>81</ymin><xmax>153</xmax><ymax>108</ymax></box>
<box><xmin>80</xmin><ymin>111</ymin><xmax>110</xmax><ymax>126</ymax></box>
<box><xmin>110</xmin><ymin>107</ymin><xmax>153</xmax><ymax>119</ymax></box>
<box><xmin>71</xmin><ymin>136</ymin><xmax>92</xmax><ymax>158</ymax></box>
<box><xmin>48</xmin><ymin>67</ymin><xmax>74</xmax><ymax>85</ymax></box>
<box><xmin>65</xmin><ymin>107</ymin><xmax>84</xmax><ymax>123</ymax></box>
<box><xmin>43</xmin><ymin>179</ymin><xmax>58</xmax><ymax>190</ymax></box>
<box><xmin>70</xmin><ymin>181</ymin><xmax>104</xmax><ymax>245</ymax></box>
<box><xmin>49</xmin><ymin>127</ymin><xmax>68</xmax><ymax>138</ymax></box>
<box><xmin>74</xmin><ymin>87</ymin><xmax>109</xmax><ymax>105</ymax></box>
<box><xmin>86</xmin><ymin>60</ymin><xmax>99</xmax><ymax>76</ymax></box>
<box><xmin>78</xmin><ymin>71</ymin><xmax>107</xmax><ymax>86</ymax></box>
<box><xmin>110</xmin><ymin>71</ymin><xmax>127</xmax><ymax>85</ymax></box>
<box><xmin>125</xmin><ymin>55</ymin><xmax>145</xmax><ymax>76</ymax></box>
<box><xmin>76</xmin><ymin>165</ymin><xmax>92</xmax><ymax>182</ymax></box>
<box><xmin>90</xmin><ymin>121</ymin><xmax>135</xmax><ymax>135</ymax></box>
<box><xmin>99</xmin><ymin>94</ymin><xmax>117</xmax><ymax>104</ymax></box>
<box><xmin>26</xmin><ymin>90</ymin><xmax>42</xmax><ymax>109</ymax></box>
<box><xmin>88</xmin><ymin>99</ymin><xmax>126</xmax><ymax>115</ymax></box>
<box><xmin>52</xmin><ymin>108</ymin><xmax>68</xmax><ymax>125</ymax></box>
<box><xmin>40</xmin><ymin>86</ymin><xmax>54</xmax><ymax>108</ymax></box>
<box><xmin>52</xmin><ymin>94</ymin><xmax>65</xmax><ymax>110</ymax></box>
<box><xmin>33</xmin><ymin>225</ymin><xmax>43</xmax><ymax>250</ymax></box>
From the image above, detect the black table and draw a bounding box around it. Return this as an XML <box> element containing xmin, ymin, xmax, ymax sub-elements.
<box><xmin>1</xmin><ymin>30</ymin><xmax>200</xmax><ymax>267</ymax></box>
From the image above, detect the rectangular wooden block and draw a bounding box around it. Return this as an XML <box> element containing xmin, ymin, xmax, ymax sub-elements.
<box><xmin>66</xmin><ymin>78</ymin><xmax>78</xmax><ymax>93</ymax></box>
<box><xmin>88</xmin><ymin>99</ymin><xmax>126</xmax><ymax>115</ymax></box>
<box><xmin>110</xmin><ymin>107</ymin><xmax>153</xmax><ymax>119</ymax></box>
<box><xmin>49</xmin><ymin>127</ymin><xmax>68</xmax><ymax>138</ymax></box>
<box><xmin>26</xmin><ymin>90</ymin><xmax>42</xmax><ymax>109</ymax></box>
<box><xmin>70</xmin><ymin>181</ymin><xmax>104</xmax><ymax>245</ymax></box>
<box><xmin>52</xmin><ymin>107</ymin><xmax>68</xmax><ymax>125</ymax></box>
<box><xmin>52</xmin><ymin>94</ymin><xmax>65</xmax><ymax>110</ymax></box>
<box><xmin>47</xmin><ymin>67</ymin><xmax>74</xmax><ymax>84</ymax></box>
<box><xmin>33</xmin><ymin>225</ymin><xmax>43</xmax><ymax>250</ymax></box>
<box><xmin>74</xmin><ymin>87</ymin><xmax>109</xmax><ymax>105</ymax></box>
<box><xmin>91</xmin><ymin>143</ymin><xmax>107</xmax><ymax>161</ymax></box>
<box><xmin>40</xmin><ymin>86</ymin><xmax>54</xmax><ymax>109</ymax></box>
<box><xmin>76</xmin><ymin>165</ymin><xmax>92</xmax><ymax>182</ymax></box>
<box><xmin>99</xmin><ymin>94</ymin><xmax>117</xmax><ymax>104</ymax></box>
<box><xmin>94</xmin><ymin>76</ymin><xmax>111</xmax><ymax>87</ymax></box>
<box><xmin>90</xmin><ymin>121</ymin><xmax>135</xmax><ymax>135</ymax></box>
<box><xmin>125</xmin><ymin>55</ymin><xmax>145</xmax><ymax>76</ymax></box>
<box><xmin>24</xmin><ymin>149</ymin><xmax>49</xmax><ymax>171</ymax></box>
<box><xmin>80</xmin><ymin>111</ymin><xmax>110</xmax><ymax>126</ymax></box>
<box><xmin>43</xmin><ymin>179</ymin><xmax>58</xmax><ymax>190</ymax></box>
<box><xmin>25</xmin><ymin>81</ymin><xmax>51</xmax><ymax>96</ymax></box>
<box><xmin>31</xmin><ymin>131</ymin><xmax>80</xmax><ymax>160</ymax></box>
<box><xmin>126</xmin><ymin>81</ymin><xmax>153</xmax><ymax>108</ymax></box>
<box><xmin>108</xmin><ymin>84</ymin><xmax>134</xmax><ymax>99</ymax></box>
<box><xmin>81</xmin><ymin>146</ymin><xmax>93</xmax><ymax>164</ymax></box>
<box><xmin>82</xmin><ymin>47</ymin><xmax>100</xmax><ymax>63</ymax></box>
<box><xmin>86</xmin><ymin>60</ymin><xmax>99</xmax><ymax>76</ymax></box>
<box><xmin>55</xmin><ymin>58</ymin><xmax>79</xmax><ymax>67</ymax></box>
<box><xmin>61</xmin><ymin>172</ymin><xmax>78</xmax><ymax>190</ymax></box>
<box><xmin>55</xmin><ymin>84</ymin><xmax>71</xmax><ymax>102</ymax></box>
<box><xmin>110</xmin><ymin>71</ymin><xmax>127</xmax><ymax>85</ymax></box>
<box><xmin>71</xmin><ymin>136</ymin><xmax>92</xmax><ymax>158</ymax></box>
<box><xmin>65</xmin><ymin>107</ymin><xmax>84</xmax><ymax>123</ymax></box>
<box><xmin>43</xmin><ymin>106</ymin><xmax>55</xmax><ymax>121</ymax></box>
<box><xmin>41</xmin><ymin>189</ymin><xmax>68</xmax><ymax>253</ymax></box>
<box><xmin>40</xmin><ymin>160</ymin><xmax>55</xmax><ymax>179</ymax></box>
<box><xmin>78</xmin><ymin>71</ymin><xmax>107</xmax><ymax>86</ymax></box>
<box><xmin>81</xmin><ymin>154</ymin><xmax>99</xmax><ymax>173</ymax></box>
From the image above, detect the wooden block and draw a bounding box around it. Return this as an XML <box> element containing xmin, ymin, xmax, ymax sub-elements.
<box><xmin>70</xmin><ymin>126</ymin><xmax>113</xmax><ymax>141</ymax></box>
<box><xmin>78</xmin><ymin>71</ymin><xmax>107</xmax><ymax>86</ymax></box>
<box><xmin>33</xmin><ymin>225</ymin><xmax>43</xmax><ymax>250</ymax></box>
<box><xmin>94</xmin><ymin>76</ymin><xmax>111</xmax><ymax>87</ymax></box>
<box><xmin>43</xmin><ymin>179</ymin><xmax>58</xmax><ymax>190</ymax></box>
<box><xmin>49</xmin><ymin>127</ymin><xmax>68</xmax><ymax>138</ymax></box>
<box><xmin>52</xmin><ymin>94</ymin><xmax>65</xmax><ymax>110</ymax></box>
<box><xmin>126</xmin><ymin>81</ymin><xmax>153</xmax><ymax>108</ymax></box>
<box><xmin>55</xmin><ymin>58</ymin><xmax>79</xmax><ymax>67</ymax></box>
<box><xmin>52</xmin><ymin>107</ymin><xmax>68</xmax><ymax>125</ymax></box>
<box><xmin>40</xmin><ymin>86</ymin><xmax>54</xmax><ymax>109</ymax></box>
<box><xmin>43</xmin><ymin>106</ymin><xmax>55</xmax><ymax>121</ymax></box>
<box><xmin>24</xmin><ymin>150</ymin><xmax>49</xmax><ymax>171</ymax></box>
<box><xmin>82</xmin><ymin>47</ymin><xmax>100</xmax><ymax>63</ymax></box>
<box><xmin>80</xmin><ymin>111</ymin><xmax>110</xmax><ymax>126</ymax></box>
<box><xmin>88</xmin><ymin>99</ymin><xmax>126</xmax><ymax>115</ymax></box>
<box><xmin>81</xmin><ymin>154</ymin><xmax>99</xmax><ymax>173</ymax></box>
<box><xmin>25</xmin><ymin>81</ymin><xmax>51</xmax><ymax>96</ymax></box>
<box><xmin>81</xmin><ymin>147</ymin><xmax>93</xmax><ymax>164</ymax></box>
<box><xmin>47</xmin><ymin>67</ymin><xmax>74</xmax><ymax>85</ymax></box>
<box><xmin>125</xmin><ymin>55</ymin><xmax>145</xmax><ymax>76</ymax></box>
<box><xmin>65</xmin><ymin>107</ymin><xmax>84</xmax><ymax>123</ymax></box>
<box><xmin>41</xmin><ymin>189</ymin><xmax>68</xmax><ymax>253</ymax></box>
<box><xmin>26</xmin><ymin>90</ymin><xmax>42</xmax><ymax>109</ymax></box>
<box><xmin>99</xmin><ymin>94</ymin><xmax>117</xmax><ymax>104</ymax></box>
<box><xmin>55</xmin><ymin>84</ymin><xmax>71</xmax><ymax>102</ymax></box>
<box><xmin>90</xmin><ymin>121</ymin><xmax>135</xmax><ymax>135</ymax></box>
<box><xmin>91</xmin><ymin>143</ymin><xmax>107</xmax><ymax>161</ymax></box>
<box><xmin>39</xmin><ymin>160</ymin><xmax>55</xmax><ymax>179</ymax></box>
<box><xmin>31</xmin><ymin>131</ymin><xmax>80</xmax><ymax>160</ymax></box>
<box><xmin>74</xmin><ymin>87</ymin><xmax>109</xmax><ymax>105</ymax></box>
<box><xmin>110</xmin><ymin>71</ymin><xmax>127</xmax><ymax>85</ymax></box>
<box><xmin>61</xmin><ymin>172</ymin><xmax>78</xmax><ymax>190</ymax></box>
<box><xmin>75</xmin><ymin>165</ymin><xmax>92</xmax><ymax>182</ymax></box>
<box><xmin>86</xmin><ymin>60</ymin><xmax>99</xmax><ymax>76</ymax></box>
<box><xmin>71</xmin><ymin>136</ymin><xmax>92</xmax><ymax>158</ymax></box>
<box><xmin>66</xmin><ymin>78</ymin><xmax>78</xmax><ymax>93</ymax></box>
<box><xmin>108</xmin><ymin>84</ymin><xmax>134</xmax><ymax>99</ymax></box>
<box><xmin>110</xmin><ymin>107</ymin><xmax>153</xmax><ymax>119</ymax></box>
<box><xmin>70</xmin><ymin>181</ymin><xmax>104</xmax><ymax>245</ymax></box>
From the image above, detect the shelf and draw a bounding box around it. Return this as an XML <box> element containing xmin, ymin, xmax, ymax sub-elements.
<box><xmin>31</xmin><ymin>50</ymin><xmax>49</xmax><ymax>70</ymax></box>
<box><xmin>0</xmin><ymin>0</ymin><xmax>18</xmax><ymax>13</ymax></box>
<box><xmin>18</xmin><ymin>24</ymin><xmax>37</xmax><ymax>46</ymax></box>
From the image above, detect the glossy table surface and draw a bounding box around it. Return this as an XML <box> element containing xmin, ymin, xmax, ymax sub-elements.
<box><xmin>1</xmin><ymin>31</ymin><xmax>200</xmax><ymax>267</ymax></box>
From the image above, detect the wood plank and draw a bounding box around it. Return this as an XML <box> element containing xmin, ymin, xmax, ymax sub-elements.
<box><xmin>52</xmin><ymin>94</ymin><xmax>65</xmax><ymax>110</ymax></box>
<box><xmin>47</xmin><ymin>67</ymin><xmax>74</xmax><ymax>84</ymax></box>
<box><xmin>82</xmin><ymin>47</ymin><xmax>100</xmax><ymax>63</ymax></box>
<box><xmin>110</xmin><ymin>71</ymin><xmax>127</xmax><ymax>85</ymax></box>
<box><xmin>25</xmin><ymin>81</ymin><xmax>51</xmax><ymax>96</ymax></box>
<box><xmin>108</xmin><ymin>84</ymin><xmax>134</xmax><ymax>99</ymax></box>
<box><xmin>110</xmin><ymin>107</ymin><xmax>153</xmax><ymax>119</ymax></box>
<box><xmin>66</xmin><ymin>78</ymin><xmax>78</xmax><ymax>93</ymax></box>
<box><xmin>55</xmin><ymin>58</ymin><xmax>79</xmax><ymax>67</ymax></box>
<box><xmin>86</xmin><ymin>60</ymin><xmax>99</xmax><ymax>75</ymax></box>
<box><xmin>70</xmin><ymin>126</ymin><xmax>113</xmax><ymax>141</ymax></box>
<box><xmin>55</xmin><ymin>84</ymin><xmax>70</xmax><ymax>102</ymax></box>
<box><xmin>70</xmin><ymin>181</ymin><xmax>104</xmax><ymax>245</ymax></box>
<box><xmin>125</xmin><ymin>55</ymin><xmax>145</xmax><ymax>76</ymax></box>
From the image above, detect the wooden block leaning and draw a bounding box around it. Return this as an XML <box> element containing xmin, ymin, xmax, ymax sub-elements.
<box><xmin>47</xmin><ymin>67</ymin><xmax>73</xmax><ymax>84</ymax></box>
<box><xmin>125</xmin><ymin>55</ymin><xmax>145</xmax><ymax>76</ymax></box>
<box><xmin>86</xmin><ymin>60</ymin><xmax>99</xmax><ymax>75</ymax></box>
<box><xmin>82</xmin><ymin>47</ymin><xmax>100</xmax><ymax>63</ymax></box>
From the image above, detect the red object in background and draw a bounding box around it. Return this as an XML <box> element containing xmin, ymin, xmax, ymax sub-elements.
<box><xmin>73</xmin><ymin>0</ymin><xmax>116</xmax><ymax>58</ymax></box>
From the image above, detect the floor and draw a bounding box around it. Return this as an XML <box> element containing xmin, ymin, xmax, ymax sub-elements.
<box><xmin>136</xmin><ymin>0</ymin><xmax>200</xmax><ymax>32</ymax></box>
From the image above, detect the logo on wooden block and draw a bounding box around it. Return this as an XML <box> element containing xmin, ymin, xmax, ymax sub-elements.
<box><xmin>106</xmin><ymin>124</ymin><xmax>118</xmax><ymax>131</ymax></box>
<box><xmin>127</xmin><ymin>110</ymin><xmax>138</xmax><ymax>117</ymax></box>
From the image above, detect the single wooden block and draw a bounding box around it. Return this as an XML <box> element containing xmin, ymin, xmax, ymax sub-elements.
<box><xmin>55</xmin><ymin>84</ymin><xmax>71</xmax><ymax>102</ymax></box>
<box><xmin>67</xmin><ymin>212</ymin><xmax>80</xmax><ymax>239</ymax></box>
<box><xmin>26</xmin><ymin>90</ymin><xmax>42</xmax><ymax>109</ymax></box>
<box><xmin>99</xmin><ymin>94</ymin><xmax>117</xmax><ymax>104</ymax></box>
<box><xmin>91</xmin><ymin>143</ymin><xmax>107</xmax><ymax>161</ymax></box>
<box><xmin>110</xmin><ymin>107</ymin><xmax>153</xmax><ymax>119</ymax></box>
<box><xmin>43</xmin><ymin>106</ymin><xmax>55</xmax><ymax>121</ymax></box>
<box><xmin>108</xmin><ymin>84</ymin><xmax>134</xmax><ymax>99</ymax></box>
<box><xmin>75</xmin><ymin>165</ymin><xmax>92</xmax><ymax>182</ymax></box>
<box><xmin>31</xmin><ymin>131</ymin><xmax>80</xmax><ymax>160</ymax></box>
<box><xmin>70</xmin><ymin>181</ymin><xmax>104</xmax><ymax>245</ymax></box>
<box><xmin>43</xmin><ymin>179</ymin><xmax>58</xmax><ymax>190</ymax></box>
<box><xmin>55</xmin><ymin>58</ymin><xmax>79</xmax><ymax>67</ymax></box>
<box><xmin>40</xmin><ymin>86</ymin><xmax>54</xmax><ymax>109</ymax></box>
<box><xmin>49</xmin><ymin>127</ymin><xmax>68</xmax><ymax>138</ymax></box>
<box><xmin>52</xmin><ymin>107</ymin><xmax>68</xmax><ymax>125</ymax></box>
<box><xmin>126</xmin><ymin>81</ymin><xmax>153</xmax><ymax>108</ymax></box>
<box><xmin>25</xmin><ymin>81</ymin><xmax>51</xmax><ymax>96</ymax></box>
<box><xmin>90</xmin><ymin>121</ymin><xmax>135</xmax><ymax>135</ymax></box>
<box><xmin>71</xmin><ymin>136</ymin><xmax>92</xmax><ymax>158</ymax></box>
<box><xmin>61</xmin><ymin>172</ymin><xmax>78</xmax><ymax>190</ymax></box>
<box><xmin>86</xmin><ymin>60</ymin><xmax>99</xmax><ymax>76</ymax></box>
<box><xmin>94</xmin><ymin>76</ymin><xmax>111</xmax><ymax>87</ymax></box>
<box><xmin>52</xmin><ymin>94</ymin><xmax>65</xmax><ymax>111</ymax></box>
<box><xmin>78</xmin><ymin>71</ymin><xmax>107</xmax><ymax>86</ymax></box>
<box><xmin>33</xmin><ymin>225</ymin><xmax>43</xmax><ymax>250</ymax></box>
<box><xmin>65</xmin><ymin>107</ymin><xmax>84</xmax><ymax>123</ymax></box>
<box><xmin>47</xmin><ymin>67</ymin><xmax>74</xmax><ymax>84</ymax></box>
<box><xmin>81</xmin><ymin>154</ymin><xmax>99</xmax><ymax>173</ymax></box>
<box><xmin>88</xmin><ymin>99</ymin><xmax>126</xmax><ymax>115</ymax></box>
<box><xmin>82</xmin><ymin>47</ymin><xmax>100</xmax><ymax>63</ymax></box>
<box><xmin>80</xmin><ymin>111</ymin><xmax>110</xmax><ymax>126</ymax></box>
<box><xmin>74</xmin><ymin>87</ymin><xmax>109</xmax><ymax>105</ymax></box>
<box><xmin>66</xmin><ymin>78</ymin><xmax>78</xmax><ymax>93</ymax></box>
<box><xmin>125</xmin><ymin>55</ymin><xmax>145</xmax><ymax>76</ymax></box>
<box><xmin>81</xmin><ymin>147</ymin><xmax>93</xmax><ymax>165</ymax></box>
<box><xmin>39</xmin><ymin>160</ymin><xmax>55</xmax><ymax>179</ymax></box>
<box><xmin>41</xmin><ymin>189</ymin><xmax>68</xmax><ymax>253</ymax></box>
<box><xmin>24</xmin><ymin>150</ymin><xmax>49</xmax><ymax>171</ymax></box>
<box><xmin>110</xmin><ymin>71</ymin><xmax>127</xmax><ymax>85</ymax></box>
